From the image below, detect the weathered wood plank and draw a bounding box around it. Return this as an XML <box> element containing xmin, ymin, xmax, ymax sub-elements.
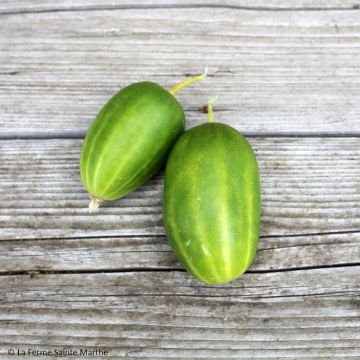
<box><xmin>1</xmin><ymin>2</ymin><xmax>359</xmax><ymax>358</ymax></box>
<box><xmin>1</xmin><ymin>138</ymin><xmax>359</xmax><ymax>240</ymax></box>
<box><xmin>0</xmin><ymin>268</ymin><xmax>359</xmax><ymax>358</ymax></box>
<box><xmin>0</xmin><ymin>232</ymin><xmax>359</xmax><ymax>273</ymax></box>
<box><xmin>1</xmin><ymin>6</ymin><xmax>360</xmax><ymax>136</ymax></box>
<box><xmin>2</xmin><ymin>267</ymin><xmax>356</xmax><ymax>301</ymax></box>
<box><xmin>1</xmin><ymin>0</ymin><xmax>359</xmax><ymax>14</ymax></box>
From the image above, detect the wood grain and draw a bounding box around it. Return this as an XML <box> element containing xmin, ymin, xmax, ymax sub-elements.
<box><xmin>0</xmin><ymin>268</ymin><xmax>359</xmax><ymax>358</ymax></box>
<box><xmin>1</xmin><ymin>3</ymin><xmax>360</xmax><ymax>136</ymax></box>
<box><xmin>1</xmin><ymin>0</ymin><xmax>360</xmax><ymax>14</ymax></box>
<box><xmin>1</xmin><ymin>137</ymin><xmax>359</xmax><ymax>240</ymax></box>
<box><xmin>0</xmin><ymin>232</ymin><xmax>359</xmax><ymax>273</ymax></box>
<box><xmin>1</xmin><ymin>2</ymin><xmax>360</xmax><ymax>358</ymax></box>
<box><xmin>1</xmin><ymin>266</ymin><xmax>357</xmax><ymax>301</ymax></box>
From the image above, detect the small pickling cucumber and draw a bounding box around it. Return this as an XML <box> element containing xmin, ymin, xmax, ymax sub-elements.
<box><xmin>163</xmin><ymin>98</ymin><xmax>261</xmax><ymax>284</ymax></box>
<box><xmin>80</xmin><ymin>71</ymin><xmax>206</xmax><ymax>212</ymax></box>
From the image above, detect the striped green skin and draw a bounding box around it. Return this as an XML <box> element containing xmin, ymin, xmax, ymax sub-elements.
<box><xmin>163</xmin><ymin>123</ymin><xmax>261</xmax><ymax>284</ymax></box>
<box><xmin>80</xmin><ymin>82</ymin><xmax>184</xmax><ymax>201</ymax></box>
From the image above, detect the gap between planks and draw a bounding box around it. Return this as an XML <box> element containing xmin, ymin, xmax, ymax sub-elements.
<box><xmin>0</xmin><ymin>228</ymin><xmax>359</xmax><ymax>243</ymax></box>
<box><xmin>1</xmin><ymin>133</ymin><xmax>360</xmax><ymax>141</ymax></box>
<box><xmin>0</xmin><ymin>262</ymin><xmax>359</xmax><ymax>278</ymax></box>
<box><xmin>0</xmin><ymin>230</ymin><xmax>359</xmax><ymax>275</ymax></box>
<box><xmin>1</xmin><ymin>2</ymin><xmax>360</xmax><ymax>16</ymax></box>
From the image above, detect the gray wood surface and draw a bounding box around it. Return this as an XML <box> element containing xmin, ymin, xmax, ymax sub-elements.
<box><xmin>1</xmin><ymin>0</ymin><xmax>360</xmax><ymax>13</ymax></box>
<box><xmin>0</xmin><ymin>0</ymin><xmax>359</xmax><ymax>358</ymax></box>
<box><xmin>1</xmin><ymin>138</ymin><xmax>359</xmax><ymax>240</ymax></box>
<box><xmin>0</xmin><ymin>269</ymin><xmax>360</xmax><ymax>358</ymax></box>
<box><xmin>1</xmin><ymin>1</ymin><xmax>360</xmax><ymax>136</ymax></box>
<box><xmin>0</xmin><ymin>231</ymin><xmax>359</xmax><ymax>273</ymax></box>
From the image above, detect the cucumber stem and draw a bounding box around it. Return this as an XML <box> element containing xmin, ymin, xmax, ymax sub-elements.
<box><xmin>168</xmin><ymin>67</ymin><xmax>208</xmax><ymax>96</ymax></box>
<box><xmin>88</xmin><ymin>196</ymin><xmax>104</xmax><ymax>213</ymax></box>
<box><xmin>207</xmin><ymin>95</ymin><xmax>218</xmax><ymax>123</ymax></box>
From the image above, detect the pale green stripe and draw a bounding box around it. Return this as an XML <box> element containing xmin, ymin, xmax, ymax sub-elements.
<box><xmin>190</xmin><ymin>170</ymin><xmax>223</xmax><ymax>283</ymax></box>
<box><xmin>165</xmin><ymin>143</ymin><xmax>218</xmax><ymax>283</ymax></box>
<box><xmin>102</xmin><ymin>127</ymin><xmax>156</xmax><ymax>199</ymax></box>
<box><xmin>86</xmin><ymin>98</ymin><xmax>123</xmax><ymax>192</ymax></box>
<box><xmin>100</xmin><ymin>100</ymin><xmax>166</xmax><ymax>198</ymax></box>
<box><xmin>167</xmin><ymin>194</ymin><xmax>208</xmax><ymax>283</ymax></box>
<box><xmin>91</xmin><ymin>94</ymin><xmax>150</xmax><ymax>195</ymax></box>
<box><xmin>92</xmin><ymin>126</ymin><xmax>141</xmax><ymax>198</ymax></box>
<box><xmin>218</xmin><ymin>131</ymin><xmax>232</xmax><ymax>280</ymax></box>
<box><xmin>242</xmin><ymin>162</ymin><xmax>259</xmax><ymax>272</ymax></box>
<box><xmin>90</xmin><ymin>100</ymin><xmax>126</xmax><ymax>192</ymax></box>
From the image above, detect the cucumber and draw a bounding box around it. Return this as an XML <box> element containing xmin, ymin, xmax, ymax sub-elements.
<box><xmin>163</xmin><ymin>99</ymin><xmax>261</xmax><ymax>284</ymax></box>
<box><xmin>80</xmin><ymin>72</ymin><xmax>206</xmax><ymax>212</ymax></box>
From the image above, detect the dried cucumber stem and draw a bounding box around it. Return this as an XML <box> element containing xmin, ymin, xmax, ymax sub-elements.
<box><xmin>88</xmin><ymin>196</ymin><xmax>104</xmax><ymax>213</ymax></box>
<box><xmin>207</xmin><ymin>95</ymin><xmax>219</xmax><ymax>123</ymax></box>
<box><xmin>168</xmin><ymin>67</ymin><xmax>208</xmax><ymax>96</ymax></box>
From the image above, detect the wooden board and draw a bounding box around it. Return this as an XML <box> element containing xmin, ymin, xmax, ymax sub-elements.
<box><xmin>1</xmin><ymin>0</ymin><xmax>360</xmax><ymax>13</ymax></box>
<box><xmin>0</xmin><ymin>231</ymin><xmax>359</xmax><ymax>273</ymax></box>
<box><xmin>0</xmin><ymin>268</ymin><xmax>359</xmax><ymax>358</ymax></box>
<box><xmin>1</xmin><ymin>137</ymin><xmax>359</xmax><ymax>240</ymax></box>
<box><xmin>1</xmin><ymin>2</ymin><xmax>360</xmax><ymax>136</ymax></box>
<box><xmin>1</xmin><ymin>1</ymin><xmax>360</xmax><ymax>358</ymax></box>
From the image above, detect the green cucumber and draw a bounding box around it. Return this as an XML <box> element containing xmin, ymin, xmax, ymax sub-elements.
<box><xmin>163</xmin><ymin>99</ymin><xmax>261</xmax><ymax>284</ymax></box>
<box><xmin>80</xmin><ymin>71</ymin><xmax>206</xmax><ymax>212</ymax></box>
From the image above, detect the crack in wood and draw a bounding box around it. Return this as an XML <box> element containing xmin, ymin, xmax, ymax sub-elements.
<box><xmin>0</xmin><ymin>229</ymin><xmax>358</xmax><ymax>243</ymax></box>
<box><xmin>0</xmin><ymin>262</ymin><xmax>359</xmax><ymax>278</ymax></box>
<box><xmin>0</xmin><ymin>133</ymin><xmax>360</xmax><ymax>141</ymax></box>
<box><xmin>1</xmin><ymin>3</ymin><xmax>360</xmax><ymax>16</ymax></box>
